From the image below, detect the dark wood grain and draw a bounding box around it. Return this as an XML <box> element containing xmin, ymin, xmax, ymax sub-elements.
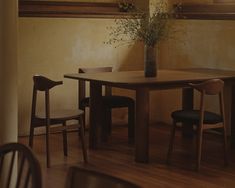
<box><xmin>174</xmin><ymin>3</ymin><xmax>235</xmax><ymax>20</ymax></box>
<box><xmin>19</xmin><ymin>124</ymin><xmax>235</xmax><ymax>188</ymax></box>
<box><xmin>19</xmin><ymin>0</ymin><xmax>137</xmax><ymax>18</ymax></box>
<box><xmin>214</xmin><ymin>0</ymin><xmax>235</xmax><ymax>3</ymax></box>
<box><xmin>65</xmin><ymin>68</ymin><xmax>235</xmax><ymax>163</ymax></box>
<box><xmin>65</xmin><ymin>69</ymin><xmax>235</xmax><ymax>89</ymax></box>
<box><xmin>135</xmin><ymin>87</ymin><xmax>149</xmax><ymax>163</ymax></box>
<box><xmin>89</xmin><ymin>82</ymin><xmax>103</xmax><ymax>149</ymax></box>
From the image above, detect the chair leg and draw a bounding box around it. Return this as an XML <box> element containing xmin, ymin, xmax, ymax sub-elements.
<box><xmin>79</xmin><ymin>116</ymin><xmax>88</xmax><ymax>163</ymax></box>
<box><xmin>29</xmin><ymin>124</ymin><xmax>34</xmax><ymax>148</ymax></box>
<box><xmin>63</xmin><ymin>122</ymin><xmax>68</xmax><ymax>156</ymax></box>
<box><xmin>167</xmin><ymin>121</ymin><xmax>177</xmax><ymax>164</ymax></box>
<box><xmin>223</xmin><ymin>124</ymin><xmax>229</xmax><ymax>166</ymax></box>
<box><xmin>82</xmin><ymin>106</ymin><xmax>86</xmax><ymax>135</ymax></box>
<box><xmin>128</xmin><ymin>103</ymin><xmax>135</xmax><ymax>144</ymax></box>
<box><xmin>196</xmin><ymin>127</ymin><xmax>203</xmax><ymax>171</ymax></box>
<box><xmin>46</xmin><ymin>126</ymin><xmax>51</xmax><ymax>168</ymax></box>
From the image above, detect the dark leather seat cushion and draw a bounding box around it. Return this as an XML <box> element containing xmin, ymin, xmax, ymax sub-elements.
<box><xmin>171</xmin><ymin>110</ymin><xmax>223</xmax><ymax>124</ymax></box>
<box><xmin>80</xmin><ymin>95</ymin><xmax>135</xmax><ymax>108</ymax></box>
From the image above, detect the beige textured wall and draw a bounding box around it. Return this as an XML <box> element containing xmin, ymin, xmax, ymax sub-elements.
<box><xmin>18</xmin><ymin>0</ymin><xmax>235</xmax><ymax>135</ymax></box>
<box><xmin>18</xmin><ymin>18</ymin><xmax>144</xmax><ymax>135</ymax></box>
<box><xmin>157</xmin><ymin>19</ymin><xmax>235</xmax><ymax>123</ymax></box>
<box><xmin>148</xmin><ymin>0</ymin><xmax>235</xmax><ymax>124</ymax></box>
<box><xmin>18</xmin><ymin>0</ymin><xmax>150</xmax><ymax>136</ymax></box>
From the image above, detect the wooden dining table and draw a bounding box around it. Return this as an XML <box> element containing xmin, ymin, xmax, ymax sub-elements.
<box><xmin>64</xmin><ymin>68</ymin><xmax>235</xmax><ymax>163</ymax></box>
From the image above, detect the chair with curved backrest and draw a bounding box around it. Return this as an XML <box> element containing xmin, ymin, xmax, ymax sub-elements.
<box><xmin>167</xmin><ymin>79</ymin><xmax>228</xmax><ymax>171</ymax></box>
<box><xmin>29</xmin><ymin>75</ymin><xmax>87</xmax><ymax>168</ymax></box>
<box><xmin>65</xmin><ymin>166</ymin><xmax>141</xmax><ymax>188</ymax></box>
<box><xmin>0</xmin><ymin>142</ymin><xmax>42</xmax><ymax>188</ymax></box>
<box><xmin>78</xmin><ymin>67</ymin><xmax>135</xmax><ymax>143</ymax></box>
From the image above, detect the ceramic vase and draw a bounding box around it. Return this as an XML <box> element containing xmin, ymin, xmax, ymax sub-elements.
<box><xmin>144</xmin><ymin>45</ymin><xmax>157</xmax><ymax>77</ymax></box>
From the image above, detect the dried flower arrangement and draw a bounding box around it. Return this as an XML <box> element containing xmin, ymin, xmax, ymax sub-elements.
<box><xmin>118</xmin><ymin>0</ymin><xmax>135</xmax><ymax>12</ymax></box>
<box><xmin>106</xmin><ymin>0</ymin><xmax>176</xmax><ymax>47</ymax></box>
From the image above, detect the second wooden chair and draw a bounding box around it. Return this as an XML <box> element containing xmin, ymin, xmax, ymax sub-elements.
<box><xmin>29</xmin><ymin>75</ymin><xmax>87</xmax><ymax>168</ymax></box>
<box><xmin>167</xmin><ymin>79</ymin><xmax>228</xmax><ymax>171</ymax></box>
<box><xmin>78</xmin><ymin>67</ymin><xmax>135</xmax><ymax>143</ymax></box>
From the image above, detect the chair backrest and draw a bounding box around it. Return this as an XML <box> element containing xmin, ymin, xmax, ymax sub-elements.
<box><xmin>78</xmin><ymin>67</ymin><xmax>113</xmax><ymax>107</ymax></box>
<box><xmin>31</xmin><ymin>75</ymin><xmax>63</xmax><ymax>121</ymax></box>
<box><xmin>0</xmin><ymin>142</ymin><xmax>42</xmax><ymax>188</ymax></box>
<box><xmin>189</xmin><ymin>79</ymin><xmax>225</xmax><ymax>119</ymax></box>
<box><xmin>33</xmin><ymin>75</ymin><xmax>63</xmax><ymax>91</ymax></box>
<box><xmin>65</xmin><ymin>166</ymin><xmax>141</xmax><ymax>188</ymax></box>
<box><xmin>189</xmin><ymin>79</ymin><xmax>224</xmax><ymax>95</ymax></box>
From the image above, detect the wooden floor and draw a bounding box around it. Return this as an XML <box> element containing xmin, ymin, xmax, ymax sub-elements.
<box><xmin>19</xmin><ymin>124</ymin><xmax>235</xmax><ymax>188</ymax></box>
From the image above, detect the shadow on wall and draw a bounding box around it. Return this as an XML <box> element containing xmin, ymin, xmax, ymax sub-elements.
<box><xmin>114</xmin><ymin>42</ymin><xmax>144</xmax><ymax>72</ymax></box>
<box><xmin>112</xmin><ymin>42</ymin><xmax>144</xmax><ymax>124</ymax></box>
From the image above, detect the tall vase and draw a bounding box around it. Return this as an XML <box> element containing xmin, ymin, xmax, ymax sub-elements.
<box><xmin>144</xmin><ymin>45</ymin><xmax>157</xmax><ymax>77</ymax></box>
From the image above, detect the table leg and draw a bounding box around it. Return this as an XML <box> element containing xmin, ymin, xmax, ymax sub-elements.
<box><xmin>89</xmin><ymin>81</ymin><xmax>103</xmax><ymax>149</ymax></box>
<box><xmin>135</xmin><ymin>88</ymin><xmax>149</xmax><ymax>163</ymax></box>
<box><xmin>230</xmin><ymin>84</ymin><xmax>235</xmax><ymax>148</ymax></box>
<box><xmin>182</xmin><ymin>88</ymin><xmax>194</xmax><ymax>138</ymax></box>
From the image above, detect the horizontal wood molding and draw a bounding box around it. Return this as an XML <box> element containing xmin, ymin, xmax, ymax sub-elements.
<box><xmin>214</xmin><ymin>0</ymin><xmax>235</xmax><ymax>3</ymax></box>
<box><xmin>19</xmin><ymin>1</ymin><xmax>235</xmax><ymax>20</ymax></box>
<box><xmin>19</xmin><ymin>0</ymin><xmax>136</xmax><ymax>18</ymax></box>
<box><xmin>174</xmin><ymin>3</ymin><xmax>235</xmax><ymax>20</ymax></box>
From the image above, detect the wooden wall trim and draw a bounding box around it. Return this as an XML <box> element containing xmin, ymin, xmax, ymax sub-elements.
<box><xmin>19</xmin><ymin>1</ymin><xmax>235</xmax><ymax>20</ymax></box>
<box><xmin>214</xmin><ymin>0</ymin><xmax>235</xmax><ymax>3</ymax></box>
<box><xmin>174</xmin><ymin>3</ymin><xmax>235</xmax><ymax>20</ymax></box>
<box><xmin>19</xmin><ymin>0</ymin><xmax>135</xmax><ymax>18</ymax></box>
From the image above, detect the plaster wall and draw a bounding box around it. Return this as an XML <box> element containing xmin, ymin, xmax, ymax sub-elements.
<box><xmin>18</xmin><ymin>0</ymin><xmax>235</xmax><ymax>135</ymax></box>
<box><xmin>157</xmin><ymin>19</ymin><xmax>235</xmax><ymax>124</ymax></box>
<box><xmin>18</xmin><ymin>18</ymin><xmax>144</xmax><ymax>135</ymax></box>
<box><xmin>143</xmin><ymin>0</ymin><xmax>235</xmax><ymax>126</ymax></box>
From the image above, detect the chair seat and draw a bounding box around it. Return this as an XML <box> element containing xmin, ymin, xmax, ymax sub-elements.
<box><xmin>80</xmin><ymin>95</ymin><xmax>134</xmax><ymax>108</ymax></box>
<box><xmin>171</xmin><ymin>110</ymin><xmax>223</xmax><ymax>124</ymax></box>
<box><xmin>36</xmin><ymin>109</ymin><xmax>84</xmax><ymax>121</ymax></box>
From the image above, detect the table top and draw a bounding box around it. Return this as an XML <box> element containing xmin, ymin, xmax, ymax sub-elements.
<box><xmin>64</xmin><ymin>68</ymin><xmax>235</xmax><ymax>89</ymax></box>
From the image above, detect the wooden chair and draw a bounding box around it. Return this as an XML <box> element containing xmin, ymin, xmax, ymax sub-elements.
<box><xmin>78</xmin><ymin>67</ymin><xmax>135</xmax><ymax>143</ymax></box>
<box><xmin>65</xmin><ymin>166</ymin><xmax>141</xmax><ymax>188</ymax></box>
<box><xmin>0</xmin><ymin>142</ymin><xmax>42</xmax><ymax>188</ymax></box>
<box><xmin>29</xmin><ymin>75</ymin><xmax>87</xmax><ymax>168</ymax></box>
<box><xmin>167</xmin><ymin>79</ymin><xmax>228</xmax><ymax>171</ymax></box>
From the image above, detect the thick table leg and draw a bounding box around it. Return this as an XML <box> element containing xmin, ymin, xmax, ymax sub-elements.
<box><xmin>135</xmin><ymin>88</ymin><xmax>149</xmax><ymax>163</ymax></box>
<box><xmin>230</xmin><ymin>84</ymin><xmax>235</xmax><ymax>148</ymax></box>
<box><xmin>182</xmin><ymin>88</ymin><xmax>194</xmax><ymax>137</ymax></box>
<box><xmin>89</xmin><ymin>82</ymin><xmax>103</xmax><ymax>149</ymax></box>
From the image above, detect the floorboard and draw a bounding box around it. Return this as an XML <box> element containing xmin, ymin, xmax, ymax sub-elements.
<box><xmin>19</xmin><ymin>123</ymin><xmax>235</xmax><ymax>188</ymax></box>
